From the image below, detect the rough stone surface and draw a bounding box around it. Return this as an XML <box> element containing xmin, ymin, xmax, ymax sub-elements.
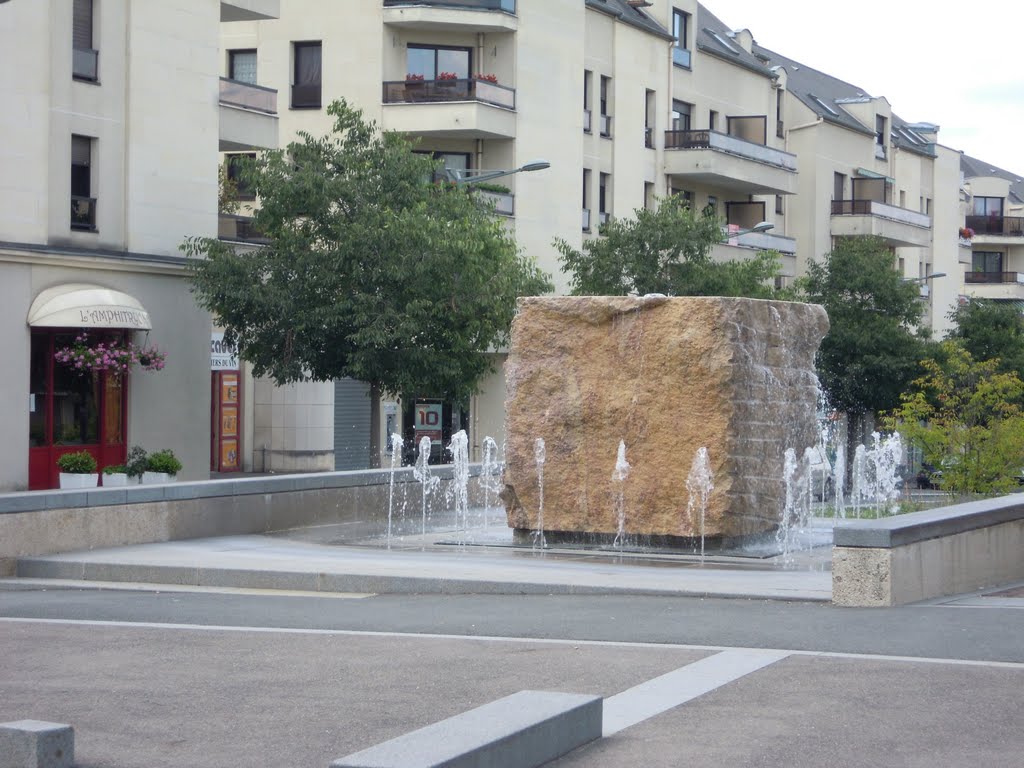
<box><xmin>502</xmin><ymin>296</ymin><xmax>828</xmax><ymax>540</ymax></box>
<box><xmin>0</xmin><ymin>720</ymin><xmax>74</xmax><ymax>768</ymax></box>
<box><xmin>832</xmin><ymin>547</ymin><xmax>894</xmax><ymax>607</ymax></box>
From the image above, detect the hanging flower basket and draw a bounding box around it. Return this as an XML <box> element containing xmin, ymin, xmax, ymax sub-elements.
<box><xmin>54</xmin><ymin>334</ymin><xmax>167</xmax><ymax>376</ymax></box>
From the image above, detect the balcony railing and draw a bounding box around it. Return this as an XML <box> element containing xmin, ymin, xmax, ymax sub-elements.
<box><xmin>776</xmin><ymin>119</ymin><xmax>784</xmax><ymax>138</ymax></box>
<box><xmin>218</xmin><ymin>214</ymin><xmax>270</xmax><ymax>244</ymax></box>
<box><xmin>73</xmin><ymin>48</ymin><xmax>98</xmax><ymax>82</ymax></box>
<box><xmin>70</xmin><ymin>196</ymin><xmax>96</xmax><ymax>231</ymax></box>
<box><xmin>599</xmin><ymin>114</ymin><xmax>612</xmax><ymax>137</ymax></box>
<box><xmin>383</xmin><ymin>78</ymin><xmax>516</xmax><ymax>110</ymax></box>
<box><xmin>582</xmin><ymin>208</ymin><xmax>591</xmax><ymax>231</ymax></box>
<box><xmin>644</xmin><ymin>127</ymin><xmax>653</xmax><ymax>148</ymax></box>
<box><xmin>965</xmin><ymin>215</ymin><xmax>1024</xmax><ymax>237</ymax></box>
<box><xmin>673</xmin><ymin>46</ymin><xmax>691</xmax><ymax>68</ymax></box>
<box><xmin>219</xmin><ymin>77</ymin><xmax>278</xmax><ymax>114</ymax></box>
<box><xmin>291</xmin><ymin>82</ymin><xmax>321</xmax><ymax>109</ymax></box>
<box><xmin>475</xmin><ymin>189</ymin><xmax>514</xmax><ymax>216</ymax></box>
<box><xmin>830</xmin><ymin>199</ymin><xmax>932</xmax><ymax>229</ymax></box>
<box><xmin>965</xmin><ymin>272</ymin><xmax>1024</xmax><ymax>285</ymax></box>
<box><xmin>583</xmin><ymin>109</ymin><xmax>592</xmax><ymax>133</ymax></box>
<box><xmin>664</xmin><ymin>129</ymin><xmax>797</xmax><ymax>171</ymax></box>
<box><xmin>598</xmin><ymin>212</ymin><xmax>610</xmax><ymax>226</ymax></box>
<box><xmin>383</xmin><ymin>0</ymin><xmax>515</xmax><ymax>11</ymax></box>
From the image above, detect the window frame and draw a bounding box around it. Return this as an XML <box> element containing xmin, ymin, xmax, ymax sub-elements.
<box><xmin>291</xmin><ymin>41</ymin><xmax>323</xmax><ymax>109</ymax></box>
<box><xmin>407</xmin><ymin>43</ymin><xmax>473</xmax><ymax>81</ymax></box>
<box><xmin>228</xmin><ymin>49</ymin><xmax>258</xmax><ymax>84</ymax></box>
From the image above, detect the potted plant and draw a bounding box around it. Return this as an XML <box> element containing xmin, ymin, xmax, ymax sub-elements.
<box><xmin>474</xmin><ymin>73</ymin><xmax>498</xmax><ymax>84</ymax></box>
<box><xmin>102</xmin><ymin>464</ymin><xmax>129</xmax><ymax>487</ymax></box>
<box><xmin>125</xmin><ymin>445</ymin><xmax>148</xmax><ymax>482</ymax></box>
<box><xmin>57</xmin><ymin>450</ymin><xmax>99</xmax><ymax>489</ymax></box>
<box><xmin>142</xmin><ymin>449</ymin><xmax>183</xmax><ymax>485</ymax></box>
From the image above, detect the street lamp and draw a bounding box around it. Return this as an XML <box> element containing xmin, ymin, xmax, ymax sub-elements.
<box><xmin>721</xmin><ymin>221</ymin><xmax>774</xmax><ymax>241</ymax></box>
<box><xmin>444</xmin><ymin>160</ymin><xmax>551</xmax><ymax>186</ymax></box>
<box><xmin>901</xmin><ymin>272</ymin><xmax>947</xmax><ymax>283</ymax></box>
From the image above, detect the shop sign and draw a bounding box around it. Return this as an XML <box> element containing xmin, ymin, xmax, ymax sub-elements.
<box><xmin>414</xmin><ymin>402</ymin><xmax>443</xmax><ymax>446</ymax></box>
<box><xmin>211</xmin><ymin>332</ymin><xmax>239</xmax><ymax>370</ymax></box>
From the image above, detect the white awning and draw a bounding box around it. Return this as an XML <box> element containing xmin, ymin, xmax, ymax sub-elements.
<box><xmin>27</xmin><ymin>284</ymin><xmax>152</xmax><ymax>329</ymax></box>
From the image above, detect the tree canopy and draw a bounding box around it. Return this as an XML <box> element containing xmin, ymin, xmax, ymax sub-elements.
<box><xmin>946</xmin><ymin>298</ymin><xmax>1024</xmax><ymax>377</ymax></box>
<box><xmin>798</xmin><ymin>236</ymin><xmax>930</xmax><ymax>416</ymax></box>
<box><xmin>183</xmin><ymin>99</ymin><xmax>551</xmax><ymax>408</ymax></box>
<box><xmin>554</xmin><ymin>195</ymin><xmax>781</xmax><ymax>297</ymax></box>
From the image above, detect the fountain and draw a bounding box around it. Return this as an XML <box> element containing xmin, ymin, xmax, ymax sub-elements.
<box><xmin>685</xmin><ymin>447</ymin><xmax>714</xmax><ymax>557</ymax></box>
<box><xmin>412</xmin><ymin>435</ymin><xmax>439</xmax><ymax>541</ymax></box>
<box><xmin>611</xmin><ymin>440</ymin><xmax>630</xmax><ymax>551</ymax></box>
<box><xmin>385</xmin><ymin>432</ymin><xmax>404</xmax><ymax>549</ymax></box>
<box><xmin>447</xmin><ymin>430</ymin><xmax>470</xmax><ymax>544</ymax></box>
<box><xmin>533</xmin><ymin>437</ymin><xmax>546</xmax><ymax>549</ymax></box>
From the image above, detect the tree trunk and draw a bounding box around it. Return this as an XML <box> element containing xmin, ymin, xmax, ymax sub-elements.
<box><xmin>369</xmin><ymin>382</ymin><xmax>382</xmax><ymax>469</ymax></box>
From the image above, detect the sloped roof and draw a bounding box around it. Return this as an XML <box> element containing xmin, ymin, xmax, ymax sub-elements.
<box><xmin>696</xmin><ymin>4</ymin><xmax>775</xmax><ymax>79</ymax></box>
<box><xmin>962</xmin><ymin>154</ymin><xmax>1024</xmax><ymax>203</ymax></box>
<box><xmin>584</xmin><ymin>0</ymin><xmax>672</xmax><ymax>40</ymax></box>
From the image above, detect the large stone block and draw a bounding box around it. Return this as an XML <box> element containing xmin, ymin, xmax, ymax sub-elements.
<box><xmin>502</xmin><ymin>296</ymin><xmax>828</xmax><ymax>540</ymax></box>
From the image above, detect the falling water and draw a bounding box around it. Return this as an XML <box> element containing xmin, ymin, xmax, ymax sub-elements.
<box><xmin>685</xmin><ymin>447</ymin><xmax>714</xmax><ymax>558</ymax></box>
<box><xmin>611</xmin><ymin>440</ymin><xmax>630</xmax><ymax>551</ymax></box>
<box><xmin>412</xmin><ymin>435</ymin><xmax>439</xmax><ymax>541</ymax></box>
<box><xmin>776</xmin><ymin>448</ymin><xmax>799</xmax><ymax>559</ymax></box>
<box><xmin>832</xmin><ymin>443</ymin><xmax>847</xmax><ymax>519</ymax></box>
<box><xmin>385</xmin><ymin>432</ymin><xmax>404</xmax><ymax>549</ymax></box>
<box><xmin>480</xmin><ymin>436</ymin><xmax>501</xmax><ymax>530</ymax></box>
<box><xmin>533</xmin><ymin>437</ymin><xmax>547</xmax><ymax>549</ymax></box>
<box><xmin>447</xmin><ymin>430</ymin><xmax>470</xmax><ymax>544</ymax></box>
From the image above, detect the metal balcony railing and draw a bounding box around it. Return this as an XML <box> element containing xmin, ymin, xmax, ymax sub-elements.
<box><xmin>383</xmin><ymin>0</ymin><xmax>515</xmax><ymax>11</ymax></box>
<box><xmin>644</xmin><ymin>127</ymin><xmax>653</xmax><ymax>148</ymax></box>
<box><xmin>965</xmin><ymin>215</ymin><xmax>1024</xmax><ymax>237</ymax></box>
<box><xmin>582</xmin><ymin>208</ymin><xmax>591</xmax><ymax>231</ymax></box>
<box><xmin>220</xmin><ymin>77</ymin><xmax>278</xmax><ymax>114</ymax></box>
<box><xmin>70</xmin><ymin>196</ymin><xmax>96</xmax><ymax>231</ymax></box>
<box><xmin>383</xmin><ymin>78</ymin><xmax>516</xmax><ymax>110</ymax></box>
<box><xmin>831</xmin><ymin>199</ymin><xmax>932</xmax><ymax>229</ymax></box>
<box><xmin>291</xmin><ymin>83</ymin><xmax>321</xmax><ymax>109</ymax></box>
<box><xmin>664</xmin><ymin>129</ymin><xmax>797</xmax><ymax>171</ymax></box>
<box><xmin>599</xmin><ymin>114</ymin><xmax>612</xmax><ymax>137</ymax></box>
<box><xmin>73</xmin><ymin>48</ymin><xmax>98</xmax><ymax>82</ymax></box>
<box><xmin>673</xmin><ymin>46</ymin><xmax>691</xmax><ymax>68</ymax></box>
<box><xmin>583</xmin><ymin>109</ymin><xmax>592</xmax><ymax>133</ymax></box>
<box><xmin>475</xmin><ymin>190</ymin><xmax>514</xmax><ymax>216</ymax></box>
<box><xmin>964</xmin><ymin>272</ymin><xmax>1024</xmax><ymax>284</ymax></box>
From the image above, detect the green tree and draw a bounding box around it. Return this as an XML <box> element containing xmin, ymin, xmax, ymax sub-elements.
<box><xmin>885</xmin><ymin>342</ymin><xmax>1024</xmax><ymax>493</ymax></box>
<box><xmin>946</xmin><ymin>298</ymin><xmax>1024</xmax><ymax>377</ymax></box>
<box><xmin>798</xmin><ymin>236</ymin><xmax>930</xmax><ymax>421</ymax></box>
<box><xmin>554</xmin><ymin>195</ymin><xmax>781</xmax><ymax>297</ymax></box>
<box><xmin>183</xmin><ymin>99</ymin><xmax>551</xmax><ymax>464</ymax></box>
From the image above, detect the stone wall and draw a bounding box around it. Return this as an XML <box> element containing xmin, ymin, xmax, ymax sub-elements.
<box><xmin>501</xmin><ymin>296</ymin><xmax>828</xmax><ymax>541</ymax></box>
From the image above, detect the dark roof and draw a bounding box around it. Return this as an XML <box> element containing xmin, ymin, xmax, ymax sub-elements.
<box><xmin>584</xmin><ymin>0</ymin><xmax>672</xmax><ymax>41</ymax></box>
<box><xmin>751</xmin><ymin>44</ymin><xmax>874</xmax><ymax>136</ymax></box>
<box><xmin>961</xmin><ymin>154</ymin><xmax>1024</xmax><ymax>203</ymax></box>
<box><xmin>695</xmin><ymin>4</ymin><xmax>775</xmax><ymax>80</ymax></box>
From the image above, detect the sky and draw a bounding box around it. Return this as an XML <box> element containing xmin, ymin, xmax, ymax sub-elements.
<box><xmin>705</xmin><ymin>0</ymin><xmax>1023</xmax><ymax>176</ymax></box>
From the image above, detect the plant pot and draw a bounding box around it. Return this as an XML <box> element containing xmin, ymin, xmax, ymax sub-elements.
<box><xmin>59</xmin><ymin>473</ymin><xmax>99</xmax><ymax>489</ymax></box>
<box><xmin>141</xmin><ymin>471</ymin><xmax>176</xmax><ymax>485</ymax></box>
<box><xmin>102</xmin><ymin>472</ymin><xmax>130</xmax><ymax>487</ymax></box>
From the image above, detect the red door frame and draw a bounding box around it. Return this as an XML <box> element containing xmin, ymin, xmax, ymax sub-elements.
<box><xmin>28</xmin><ymin>329</ymin><xmax>129</xmax><ymax>490</ymax></box>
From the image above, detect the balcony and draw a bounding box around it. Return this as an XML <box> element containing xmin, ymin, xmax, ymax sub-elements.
<box><xmin>474</xmin><ymin>189</ymin><xmax>514</xmax><ymax>216</ymax></box>
<box><xmin>70</xmin><ymin>196</ymin><xmax>96</xmax><ymax>231</ymax></box>
<box><xmin>221</xmin><ymin>0</ymin><xmax>280</xmax><ymax>21</ymax></box>
<box><xmin>583</xmin><ymin>109</ymin><xmax>592</xmax><ymax>133</ymax></box>
<box><xmin>966</xmin><ymin>215</ymin><xmax>1024</xmax><ymax>242</ymax></box>
<box><xmin>963</xmin><ymin>271</ymin><xmax>1024</xmax><ymax>301</ymax></box>
<box><xmin>722</xmin><ymin>229</ymin><xmax>797</xmax><ymax>255</ymax></box>
<box><xmin>644</xmin><ymin>127</ymin><xmax>653</xmax><ymax>148</ymax></box>
<box><xmin>382</xmin><ymin>0</ymin><xmax>516</xmax><ymax>32</ymax></box>
<box><xmin>219</xmin><ymin>214</ymin><xmax>270</xmax><ymax>245</ymax></box>
<box><xmin>72</xmin><ymin>48</ymin><xmax>98</xmax><ymax>82</ymax></box>
<box><xmin>219</xmin><ymin>78</ymin><xmax>279</xmax><ymax>151</ymax></box>
<box><xmin>382</xmin><ymin>78</ymin><xmax>516</xmax><ymax>139</ymax></box>
<box><xmin>712</xmin><ymin>242</ymin><xmax>797</xmax><ymax>278</ymax></box>
<box><xmin>600</xmin><ymin>114</ymin><xmax>612</xmax><ymax>138</ymax></box>
<box><xmin>664</xmin><ymin>129</ymin><xmax>798</xmax><ymax>195</ymax></box>
<box><xmin>673</xmin><ymin>46</ymin><xmax>691</xmax><ymax>68</ymax></box>
<box><xmin>830</xmin><ymin>199</ymin><xmax>932</xmax><ymax>247</ymax></box>
<box><xmin>958</xmin><ymin>236</ymin><xmax>973</xmax><ymax>266</ymax></box>
<box><xmin>582</xmin><ymin>208</ymin><xmax>591</xmax><ymax>232</ymax></box>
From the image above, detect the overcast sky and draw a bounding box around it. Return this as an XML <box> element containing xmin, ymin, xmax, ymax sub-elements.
<box><xmin>707</xmin><ymin>0</ymin><xmax>1023</xmax><ymax>176</ymax></box>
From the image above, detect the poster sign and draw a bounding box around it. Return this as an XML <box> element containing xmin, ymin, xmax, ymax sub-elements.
<box><xmin>414</xmin><ymin>402</ymin><xmax>443</xmax><ymax>446</ymax></box>
<box><xmin>211</xmin><ymin>332</ymin><xmax>239</xmax><ymax>370</ymax></box>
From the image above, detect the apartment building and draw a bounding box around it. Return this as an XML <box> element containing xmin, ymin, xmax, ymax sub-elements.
<box><xmin>960</xmin><ymin>155</ymin><xmax>1024</xmax><ymax>306</ymax></box>
<box><xmin>0</xmin><ymin>0</ymin><xmax>280</xmax><ymax>490</ymax></box>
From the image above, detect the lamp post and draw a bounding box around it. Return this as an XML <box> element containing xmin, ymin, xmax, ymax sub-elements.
<box><xmin>444</xmin><ymin>160</ymin><xmax>551</xmax><ymax>186</ymax></box>
<box><xmin>722</xmin><ymin>221</ymin><xmax>774</xmax><ymax>239</ymax></box>
<box><xmin>901</xmin><ymin>272</ymin><xmax>947</xmax><ymax>283</ymax></box>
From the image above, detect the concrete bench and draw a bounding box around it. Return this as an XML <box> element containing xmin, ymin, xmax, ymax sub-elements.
<box><xmin>832</xmin><ymin>495</ymin><xmax>1024</xmax><ymax>606</ymax></box>
<box><xmin>0</xmin><ymin>720</ymin><xmax>74</xmax><ymax>768</ymax></box>
<box><xmin>330</xmin><ymin>690</ymin><xmax>602</xmax><ymax>768</ymax></box>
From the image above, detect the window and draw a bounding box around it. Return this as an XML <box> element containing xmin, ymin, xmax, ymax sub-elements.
<box><xmin>973</xmin><ymin>251</ymin><xmax>1003</xmax><ymax>274</ymax></box>
<box><xmin>407</xmin><ymin>44</ymin><xmax>471</xmax><ymax>81</ymax></box>
<box><xmin>776</xmin><ymin>90</ymin><xmax>784</xmax><ymax>137</ymax></box>
<box><xmin>72</xmin><ymin>0</ymin><xmax>98</xmax><ymax>82</ymax></box>
<box><xmin>415</xmin><ymin>150</ymin><xmax>471</xmax><ymax>183</ymax></box>
<box><xmin>226</xmin><ymin>153</ymin><xmax>257</xmax><ymax>201</ymax></box>
<box><xmin>833</xmin><ymin>172</ymin><xmax>846</xmax><ymax>201</ymax></box>
<box><xmin>292</xmin><ymin>42</ymin><xmax>322</xmax><ymax>108</ymax></box>
<box><xmin>709</xmin><ymin>110</ymin><xmax>717</xmax><ymax>131</ymax></box>
<box><xmin>776</xmin><ymin>195</ymin><xmax>784</xmax><ymax>215</ymax></box>
<box><xmin>672</xmin><ymin>8</ymin><xmax>691</xmax><ymax>68</ymax></box>
<box><xmin>645</xmin><ymin>90</ymin><xmax>656</xmax><ymax>147</ymax></box>
<box><xmin>599</xmin><ymin>173</ymin><xmax>610</xmax><ymax>225</ymax></box>
<box><xmin>644</xmin><ymin>182</ymin><xmax>655</xmax><ymax>210</ymax></box>
<box><xmin>582</xmin><ymin>169</ymin><xmax>592</xmax><ymax>231</ymax></box>
<box><xmin>229</xmin><ymin>50</ymin><xmax>257</xmax><ymax>84</ymax></box>
<box><xmin>705</xmin><ymin>195</ymin><xmax>717</xmax><ymax>217</ymax></box>
<box><xmin>70</xmin><ymin>135</ymin><xmax>95</xmax><ymax>231</ymax></box>
<box><xmin>974</xmin><ymin>197</ymin><xmax>1004</xmax><ymax>217</ymax></box>
<box><xmin>599</xmin><ymin>76</ymin><xmax>612</xmax><ymax>137</ymax></box>
<box><xmin>875</xmin><ymin>114</ymin><xmax>887</xmax><ymax>146</ymax></box>
<box><xmin>671</xmin><ymin>100</ymin><xmax>692</xmax><ymax>132</ymax></box>
<box><xmin>583</xmin><ymin>70</ymin><xmax>592</xmax><ymax>133</ymax></box>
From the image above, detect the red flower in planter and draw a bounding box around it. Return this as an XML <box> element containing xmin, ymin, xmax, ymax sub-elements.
<box><xmin>475</xmin><ymin>73</ymin><xmax>498</xmax><ymax>83</ymax></box>
<box><xmin>405</xmin><ymin>73</ymin><xmax>425</xmax><ymax>81</ymax></box>
<box><xmin>437</xmin><ymin>71</ymin><xmax>459</xmax><ymax>80</ymax></box>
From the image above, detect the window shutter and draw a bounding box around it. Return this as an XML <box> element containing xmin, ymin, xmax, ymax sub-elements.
<box><xmin>73</xmin><ymin>0</ymin><xmax>93</xmax><ymax>51</ymax></box>
<box><xmin>71</xmin><ymin>135</ymin><xmax>91</xmax><ymax>166</ymax></box>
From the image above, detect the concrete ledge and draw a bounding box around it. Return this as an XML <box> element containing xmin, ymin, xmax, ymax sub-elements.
<box><xmin>833</xmin><ymin>497</ymin><xmax>1024</xmax><ymax>606</ymax></box>
<box><xmin>0</xmin><ymin>720</ymin><xmax>74</xmax><ymax>768</ymax></box>
<box><xmin>833</xmin><ymin>495</ymin><xmax>1024</xmax><ymax>548</ymax></box>
<box><xmin>330</xmin><ymin>690</ymin><xmax>602</xmax><ymax>768</ymax></box>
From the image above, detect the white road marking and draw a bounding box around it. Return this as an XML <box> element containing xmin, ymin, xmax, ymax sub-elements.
<box><xmin>602</xmin><ymin>650</ymin><xmax>790</xmax><ymax>735</ymax></box>
<box><xmin>1</xmin><ymin>617</ymin><xmax>1022</xmax><ymax>670</ymax></box>
<box><xmin>0</xmin><ymin>578</ymin><xmax>373</xmax><ymax>599</ymax></box>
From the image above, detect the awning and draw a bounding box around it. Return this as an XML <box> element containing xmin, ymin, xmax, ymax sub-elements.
<box><xmin>855</xmin><ymin>167</ymin><xmax>896</xmax><ymax>184</ymax></box>
<box><xmin>27</xmin><ymin>284</ymin><xmax>152</xmax><ymax>329</ymax></box>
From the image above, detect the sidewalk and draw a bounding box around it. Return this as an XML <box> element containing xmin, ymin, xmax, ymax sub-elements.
<box><xmin>12</xmin><ymin>521</ymin><xmax>834</xmax><ymax>601</ymax></box>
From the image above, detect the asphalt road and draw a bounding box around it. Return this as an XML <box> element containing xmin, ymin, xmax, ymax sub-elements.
<box><xmin>1</xmin><ymin>584</ymin><xmax>1022</xmax><ymax>767</ymax></box>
